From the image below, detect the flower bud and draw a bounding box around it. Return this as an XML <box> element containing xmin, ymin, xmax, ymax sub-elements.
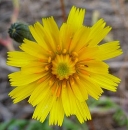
<box><xmin>8</xmin><ymin>22</ymin><xmax>35</xmax><ymax>43</ymax></box>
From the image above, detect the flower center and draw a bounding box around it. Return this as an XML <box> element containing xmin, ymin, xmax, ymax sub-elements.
<box><xmin>52</xmin><ymin>55</ymin><xmax>76</xmax><ymax>80</ymax></box>
<box><xmin>57</xmin><ymin>63</ymin><xmax>69</xmax><ymax>77</ymax></box>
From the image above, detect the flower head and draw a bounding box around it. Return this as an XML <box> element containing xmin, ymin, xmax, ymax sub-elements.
<box><xmin>7</xmin><ymin>6</ymin><xmax>122</xmax><ymax>126</ymax></box>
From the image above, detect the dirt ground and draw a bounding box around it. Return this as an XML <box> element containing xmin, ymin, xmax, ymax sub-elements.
<box><xmin>0</xmin><ymin>0</ymin><xmax>128</xmax><ymax>130</ymax></box>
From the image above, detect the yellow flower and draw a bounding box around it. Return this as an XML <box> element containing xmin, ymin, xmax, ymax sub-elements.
<box><xmin>7</xmin><ymin>6</ymin><xmax>122</xmax><ymax>126</ymax></box>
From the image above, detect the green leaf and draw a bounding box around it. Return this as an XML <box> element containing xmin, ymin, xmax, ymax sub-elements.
<box><xmin>7</xmin><ymin>119</ymin><xmax>28</xmax><ymax>130</ymax></box>
<box><xmin>26</xmin><ymin>120</ymin><xmax>52</xmax><ymax>130</ymax></box>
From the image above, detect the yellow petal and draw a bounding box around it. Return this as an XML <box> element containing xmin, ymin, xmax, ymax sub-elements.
<box><xmin>9</xmin><ymin>82</ymin><xmax>36</xmax><ymax>103</ymax></box>
<box><xmin>42</xmin><ymin>17</ymin><xmax>60</xmax><ymax>43</ymax></box>
<box><xmin>66</xmin><ymin>81</ymin><xmax>77</xmax><ymax>115</ymax></box>
<box><xmin>32</xmin><ymin>92</ymin><xmax>53</xmax><ymax>123</ymax></box>
<box><xmin>30</xmin><ymin>22</ymin><xmax>49</xmax><ymax>51</ymax></box>
<box><xmin>75</xmin><ymin>80</ymin><xmax>88</xmax><ymax>100</ymax></box>
<box><xmin>83</xmin><ymin>60</ymin><xmax>109</xmax><ymax>74</ymax></box>
<box><xmin>9</xmin><ymin>71</ymin><xmax>47</xmax><ymax>86</ymax></box>
<box><xmin>61</xmin><ymin>83</ymin><xmax>71</xmax><ymax>116</ymax></box>
<box><xmin>20</xmin><ymin>39</ymin><xmax>47</xmax><ymax>59</ymax></box>
<box><xmin>70</xmin><ymin>81</ymin><xmax>85</xmax><ymax>102</ymax></box>
<box><xmin>94</xmin><ymin>41</ymin><xmax>123</xmax><ymax>60</ymax></box>
<box><xmin>28</xmin><ymin>78</ymin><xmax>50</xmax><ymax>106</ymax></box>
<box><xmin>49</xmin><ymin>97</ymin><xmax>64</xmax><ymax>126</ymax></box>
<box><xmin>7</xmin><ymin>51</ymin><xmax>37</xmax><ymax>67</ymax></box>
<box><xmin>21</xmin><ymin>65</ymin><xmax>45</xmax><ymax>75</ymax></box>
<box><xmin>60</xmin><ymin>23</ymin><xmax>74</xmax><ymax>50</ymax></box>
<box><xmin>42</xmin><ymin>17</ymin><xmax>61</xmax><ymax>52</ymax></box>
<box><xmin>29</xmin><ymin>23</ymin><xmax>52</xmax><ymax>51</ymax></box>
<box><xmin>69</xmin><ymin>26</ymin><xmax>90</xmax><ymax>53</ymax></box>
<box><xmin>90</xmin><ymin>73</ymin><xmax>120</xmax><ymax>91</ymax></box>
<box><xmin>75</xmin><ymin>100</ymin><xmax>91</xmax><ymax>123</ymax></box>
<box><xmin>67</xmin><ymin>6</ymin><xmax>85</xmax><ymax>31</ymax></box>
<box><xmin>80</xmin><ymin>75</ymin><xmax>103</xmax><ymax>100</ymax></box>
<box><xmin>88</xmin><ymin>19</ymin><xmax>111</xmax><ymax>46</ymax></box>
<box><xmin>78</xmin><ymin>46</ymin><xmax>99</xmax><ymax>61</ymax></box>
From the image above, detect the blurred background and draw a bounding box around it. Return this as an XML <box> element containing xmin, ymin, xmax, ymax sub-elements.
<box><xmin>0</xmin><ymin>0</ymin><xmax>128</xmax><ymax>130</ymax></box>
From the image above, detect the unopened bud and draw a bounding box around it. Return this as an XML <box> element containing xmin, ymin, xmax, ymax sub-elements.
<box><xmin>8</xmin><ymin>22</ymin><xmax>35</xmax><ymax>43</ymax></box>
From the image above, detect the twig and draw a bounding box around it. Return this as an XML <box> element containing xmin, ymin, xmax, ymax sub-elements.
<box><xmin>110</xmin><ymin>0</ymin><xmax>120</xmax><ymax>16</ymax></box>
<box><xmin>110</xmin><ymin>0</ymin><xmax>128</xmax><ymax>30</ymax></box>
<box><xmin>60</xmin><ymin>0</ymin><xmax>66</xmax><ymax>22</ymax></box>
<box><xmin>108</xmin><ymin>61</ymin><xmax>128</xmax><ymax>69</ymax></box>
<box><xmin>11</xmin><ymin>0</ymin><xmax>19</xmax><ymax>23</ymax></box>
<box><xmin>0</xmin><ymin>37</ymin><xmax>14</xmax><ymax>51</ymax></box>
<box><xmin>87</xmin><ymin>120</ymin><xmax>96</xmax><ymax>130</ymax></box>
<box><xmin>0</xmin><ymin>0</ymin><xmax>19</xmax><ymax>51</ymax></box>
<box><xmin>119</xmin><ymin>0</ymin><xmax>128</xmax><ymax>29</ymax></box>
